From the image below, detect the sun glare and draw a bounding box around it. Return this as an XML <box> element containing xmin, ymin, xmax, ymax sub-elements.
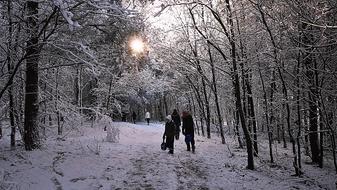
<box><xmin>130</xmin><ymin>38</ymin><xmax>145</xmax><ymax>54</ymax></box>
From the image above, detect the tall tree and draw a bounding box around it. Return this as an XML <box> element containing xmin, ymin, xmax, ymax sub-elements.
<box><xmin>24</xmin><ymin>1</ymin><xmax>40</xmax><ymax>150</ymax></box>
<box><xmin>7</xmin><ymin>0</ymin><xmax>16</xmax><ymax>148</ymax></box>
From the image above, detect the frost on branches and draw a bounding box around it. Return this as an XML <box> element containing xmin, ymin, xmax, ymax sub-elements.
<box><xmin>52</xmin><ymin>0</ymin><xmax>81</xmax><ymax>31</ymax></box>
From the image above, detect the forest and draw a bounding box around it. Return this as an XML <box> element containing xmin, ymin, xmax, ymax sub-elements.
<box><xmin>0</xmin><ymin>0</ymin><xmax>337</xmax><ymax>189</ymax></box>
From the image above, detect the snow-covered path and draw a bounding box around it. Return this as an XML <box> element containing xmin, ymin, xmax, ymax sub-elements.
<box><xmin>0</xmin><ymin>122</ymin><xmax>336</xmax><ymax>190</ymax></box>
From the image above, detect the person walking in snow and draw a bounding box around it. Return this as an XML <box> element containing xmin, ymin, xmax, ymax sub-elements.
<box><xmin>163</xmin><ymin>115</ymin><xmax>175</xmax><ymax>154</ymax></box>
<box><xmin>182</xmin><ymin>111</ymin><xmax>195</xmax><ymax>153</ymax></box>
<box><xmin>132</xmin><ymin>111</ymin><xmax>137</xmax><ymax>124</ymax></box>
<box><xmin>171</xmin><ymin>109</ymin><xmax>181</xmax><ymax>140</ymax></box>
<box><xmin>145</xmin><ymin>111</ymin><xmax>151</xmax><ymax>125</ymax></box>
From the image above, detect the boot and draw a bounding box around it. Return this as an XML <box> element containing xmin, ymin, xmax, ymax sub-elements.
<box><xmin>187</xmin><ymin>144</ymin><xmax>190</xmax><ymax>151</ymax></box>
<box><xmin>168</xmin><ymin>149</ymin><xmax>174</xmax><ymax>154</ymax></box>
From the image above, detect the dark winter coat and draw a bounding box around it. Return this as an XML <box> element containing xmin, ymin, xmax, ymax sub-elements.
<box><xmin>163</xmin><ymin>120</ymin><xmax>176</xmax><ymax>138</ymax></box>
<box><xmin>182</xmin><ymin>115</ymin><xmax>194</xmax><ymax>135</ymax></box>
<box><xmin>171</xmin><ymin>113</ymin><xmax>181</xmax><ymax>132</ymax></box>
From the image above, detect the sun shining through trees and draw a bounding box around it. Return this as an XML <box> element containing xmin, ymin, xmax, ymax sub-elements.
<box><xmin>129</xmin><ymin>37</ymin><xmax>145</xmax><ymax>55</ymax></box>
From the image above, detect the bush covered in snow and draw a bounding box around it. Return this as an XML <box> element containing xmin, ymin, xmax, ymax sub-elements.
<box><xmin>97</xmin><ymin>116</ymin><xmax>120</xmax><ymax>143</ymax></box>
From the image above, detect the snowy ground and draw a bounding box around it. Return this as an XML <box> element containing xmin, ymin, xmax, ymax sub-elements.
<box><xmin>0</xmin><ymin>121</ymin><xmax>336</xmax><ymax>190</ymax></box>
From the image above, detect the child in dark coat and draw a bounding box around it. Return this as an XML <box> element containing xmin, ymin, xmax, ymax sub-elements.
<box><xmin>163</xmin><ymin>115</ymin><xmax>175</xmax><ymax>154</ymax></box>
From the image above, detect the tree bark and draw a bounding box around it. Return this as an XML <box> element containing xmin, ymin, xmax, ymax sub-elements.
<box><xmin>24</xmin><ymin>1</ymin><xmax>40</xmax><ymax>150</ymax></box>
<box><xmin>7</xmin><ymin>0</ymin><xmax>16</xmax><ymax>149</ymax></box>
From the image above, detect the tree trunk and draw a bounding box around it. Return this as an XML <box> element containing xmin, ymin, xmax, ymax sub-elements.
<box><xmin>191</xmin><ymin>95</ymin><xmax>200</xmax><ymax>135</ymax></box>
<box><xmin>320</xmin><ymin>97</ymin><xmax>337</xmax><ymax>173</ymax></box>
<box><xmin>281</xmin><ymin>109</ymin><xmax>287</xmax><ymax>148</ymax></box>
<box><xmin>330</xmin><ymin>133</ymin><xmax>337</xmax><ymax>174</ymax></box>
<box><xmin>24</xmin><ymin>1</ymin><xmax>40</xmax><ymax>150</ymax></box>
<box><xmin>17</xmin><ymin>67</ymin><xmax>25</xmax><ymax>135</ymax></box>
<box><xmin>157</xmin><ymin>98</ymin><xmax>162</xmax><ymax>121</ymax></box>
<box><xmin>187</xmin><ymin>97</ymin><xmax>192</xmax><ymax>113</ymax></box>
<box><xmin>302</xmin><ymin>22</ymin><xmax>320</xmax><ymax>164</ymax></box>
<box><xmin>201</xmin><ymin>78</ymin><xmax>211</xmax><ymax>139</ymax></box>
<box><xmin>208</xmin><ymin>44</ymin><xmax>225</xmax><ymax>143</ymax></box>
<box><xmin>55</xmin><ymin>68</ymin><xmax>62</xmax><ymax>135</ymax></box>
<box><xmin>105</xmin><ymin>79</ymin><xmax>113</xmax><ymax>113</ymax></box>
<box><xmin>246</xmin><ymin>70</ymin><xmax>258</xmax><ymax>155</ymax></box>
<box><xmin>296</xmin><ymin>55</ymin><xmax>302</xmax><ymax>174</ymax></box>
<box><xmin>304</xmin><ymin>110</ymin><xmax>310</xmax><ymax>155</ymax></box>
<box><xmin>163</xmin><ymin>94</ymin><xmax>168</xmax><ymax>116</ymax></box>
<box><xmin>225</xmin><ymin>114</ymin><xmax>230</xmax><ymax>135</ymax></box>
<box><xmin>7</xmin><ymin>0</ymin><xmax>16</xmax><ymax>149</ymax></box>
<box><xmin>319</xmin><ymin>108</ymin><xmax>323</xmax><ymax>168</ymax></box>
<box><xmin>199</xmin><ymin>114</ymin><xmax>203</xmax><ymax>136</ymax></box>
<box><xmin>278</xmin><ymin>66</ymin><xmax>300</xmax><ymax>175</ymax></box>
<box><xmin>74</xmin><ymin>65</ymin><xmax>80</xmax><ymax>106</ymax></box>
<box><xmin>79</xmin><ymin>66</ymin><xmax>83</xmax><ymax>125</ymax></box>
<box><xmin>225</xmin><ymin>0</ymin><xmax>253</xmax><ymax>169</ymax></box>
<box><xmin>308</xmin><ymin>91</ymin><xmax>319</xmax><ymax>163</ymax></box>
<box><xmin>258</xmin><ymin>63</ymin><xmax>273</xmax><ymax>163</ymax></box>
<box><xmin>269</xmin><ymin>69</ymin><xmax>276</xmax><ymax>156</ymax></box>
<box><xmin>234</xmin><ymin>110</ymin><xmax>243</xmax><ymax>148</ymax></box>
<box><xmin>0</xmin><ymin>121</ymin><xmax>2</xmax><ymax>139</ymax></box>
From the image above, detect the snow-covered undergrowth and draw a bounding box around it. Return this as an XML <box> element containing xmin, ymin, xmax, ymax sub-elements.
<box><xmin>0</xmin><ymin>122</ymin><xmax>336</xmax><ymax>190</ymax></box>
